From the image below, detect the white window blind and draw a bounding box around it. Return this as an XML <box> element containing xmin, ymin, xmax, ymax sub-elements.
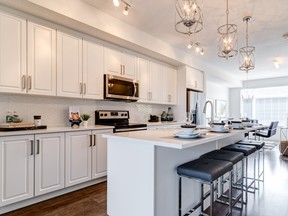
<box><xmin>241</xmin><ymin>86</ymin><xmax>288</xmax><ymax>126</ymax></box>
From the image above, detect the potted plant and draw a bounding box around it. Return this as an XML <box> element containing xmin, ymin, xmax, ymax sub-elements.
<box><xmin>81</xmin><ymin>114</ymin><xmax>91</xmax><ymax>128</ymax></box>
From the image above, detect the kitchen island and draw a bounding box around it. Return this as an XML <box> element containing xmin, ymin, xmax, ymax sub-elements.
<box><xmin>104</xmin><ymin>127</ymin><xmax>250</xmax><ymax>216</ymax></box>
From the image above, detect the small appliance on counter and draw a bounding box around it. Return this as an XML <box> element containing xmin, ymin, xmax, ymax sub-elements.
<box><xmin>95</xmin><ymin>110</ymin><xmax>147</xmax><ymax>133</ymax></box>
<box><xmin>148</xmin><ymin>115</ymin><xmax>159</xmax><ymax>122</ymax></box>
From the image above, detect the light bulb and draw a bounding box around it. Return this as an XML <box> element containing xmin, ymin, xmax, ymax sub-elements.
<box><xmin>200</xmin><ymin>48</ymin><xmax>204</xmax><ymax>55</ymax></box>
<box><xmin>113</xmin><ymin>0</ymin><xmax>120</xmax><ymax>7</ymax></box>
<box><xmin>195</xmin><ymin>46</ymin><xmax>200</xmax><ymax>53</ymax></box>
<box><xmin>187</xmin><ymin>43</ymin><xmax>193</xmax><ymax>49</ymax></box>
<box><xmin>123</xmin><ymin>5</ymin><xmax>129</xmax><ymax>15</ymax></box>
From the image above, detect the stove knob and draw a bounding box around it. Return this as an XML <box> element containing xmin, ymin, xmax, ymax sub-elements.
<box><xmin>125</xmin><ymin>113</ymin><xmax>128</xmax><ymax>116</ymax></box>
<box><xmin>121</xmin><ymin>114</ymin><xmax>124</xmax><ymax>116</ymax></box>
<box><xmin>104</xmin><ymin>113</ymin><xmax>108</xmax><ymax>117</ymax></box>
<box><xmin>100</xmin><ymin>113</ymin><xmax>103</xmax><ymax>117</ymax></box>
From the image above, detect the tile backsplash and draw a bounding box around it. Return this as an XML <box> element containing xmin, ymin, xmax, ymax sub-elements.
<box><xmin>0</xmin><ymin>94</ymin><xmax>172</xmax><ymax>127</ymax></box>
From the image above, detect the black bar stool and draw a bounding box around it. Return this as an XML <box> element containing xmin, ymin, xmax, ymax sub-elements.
<box><xmin>221</xmin><ymin>144</ymin><xmax>257</xmax><ymax>203</ymax></box>
<box><xmin>201</xmin><ymin>149</ymin><xmax>244</xmax><ymax>209</ymax></box>
<box><xmin>236</xmin><ymin>140</ymin><xmax>265</xmax><ymax>188</ymax></box>
<box><xmin>177</xmin><ymin>158</ymin><xmax>233</xmax><ymax>216</ymax></box>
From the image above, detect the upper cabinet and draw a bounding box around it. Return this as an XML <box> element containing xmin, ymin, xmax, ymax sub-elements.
<box><xmin>57</xmin><ymin>31</ymin><xmax>104</xmax><ymax>99</ymax></box>
<box><xmin>27</xmin><ymin>21</ymin><xmax>56</xmax><ymax>96</ymax></box>
<box><xmin>0</xmin><ymin>11</ymin><xmax>26</xmax><ymax>94</ymax></box>
<box><xmin>104</xmin><ymin>47</ymin><xmax>136</xmax><ymax>79</ymax></box>
<box><xmin>161</xmin><ymin>65</ymin><xmax>177</xmax><ymax>105</ymax></box>
<box><xmin>82</xmin><ymin>39</ymin><xmax>103</xmax><ymax>100</ymax></box>
<box><xmin>186</xmin><ymin>66</ymin><xmax>205</xmax><ymax>92</ymax></box>
<box><xmin>57</xmin><ymin>31</ymin><xmax>83</xmax><ymax>98</ymax></box>
<box><xmin>138</xmin><ymin>57</ymin><xmax>177</xmax><ymax>105</ymax></box>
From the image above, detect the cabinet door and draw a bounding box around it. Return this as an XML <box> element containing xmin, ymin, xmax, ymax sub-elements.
<box><xmin>121</xmin><ymin>51</ymin><xmax>136</xmax><ymax>79</ymax></box>
<box><xmin>57</xmin><ymin>31</ymin><xmax>83</xmax><ymax>98</ymax></box>
<box><xmin>65</xmin><ymin>131</ymin><xmax>92</xmax><ymax>187</ymax></box>
<box><xmin>104</xmin><ymin>47</ymin><xmax>122</xmax><ymax>76</ymax></box>
<box><xmin>0</xmin><ymin>12</ymin><xmax>26</xmax><ymax>94</ymax></box>
<box><xmin>83</xmin><ymin>40</ymin><xmax>103</xmax><ymax>99</ymax></box>
<box><xmin>91</xmin><ymin>129</ymin><xmax>113</xmax><ymax>179</ymax></box>
<box><xmin>27</xmin><ymin>22</ymin><xmax>56</xmax><ymax>96</ymax></box>
<box><xmin>138</xmin><ymin>58</ymin><xmax>150</xmax><ymax>102</ymax></box>
<box><xmin>34</xmin><ymin>133</ymin><xmax>64</xmax><ymax>196</ymax></box>
<box><xmin>0</xmin><ymin>135</ymin><xmax>34</xmax><ymax>206</ymax></box>
<box><xmin>167</xmin><ymin>67</ymin><xmax>177</xmax><ymax>104</ymax></box>
<box><xmin>149</xmin><ymin>61</ymin><xmax>162</xmax><ymax>103</ymax></box>
<box><xmin>186</xmin><ymin>67</ymin><xmax>204</xmax><ymax>92</ymax></box>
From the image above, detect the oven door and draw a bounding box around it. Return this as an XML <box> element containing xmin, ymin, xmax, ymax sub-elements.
<box><xmin>104</xmin><ymin>74</ymin><xmax>139</xmax><ymax>101</ymax></box>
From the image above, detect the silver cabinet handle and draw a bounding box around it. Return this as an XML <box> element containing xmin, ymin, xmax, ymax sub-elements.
<box><xmin>36</xmin><ymin>140</ymin><xmax>40</xmax><ymax>154</ymax></box>
<box><xmin>28</xmin><ymin>76</ymin><xmax>32</xmax><ymax>90</ymax></box>
<box><xmin>22</xmin><ymin>75</ymin><xmax>26</xmax><ymax>90</ymax></box>
<box><xmin>80</xmin><ymin>83</ymin><xmax>83</xmax><ymax>94</ymax></box>
<box><xmin>123</xmin><ymin>65</ymin><xmax>125</xmax><ymax>75</ymax></box>
<box><xmin>89</xmin><ymin>135</ymin><xmax>92</xmax><ymax>147</ymax></box>
<box><xmin>30</xmin><ymin>140</ymin><xmax>34</xmax><ymax>155</ymax></box>
<box><xmin>120</xmin><ymin>65</ymin><xmax>123</xmax><ymax>75</ymax></box>
<box><xmin>84</xmin><ymin>83</ymin><xmax>87</xmax><ymax>95</ymax></box>
<box><xmin>93</xmin><ymin>134</ymin><xmax>96</xmax><ymax>146</ymax></box>
<box><xmin>133</xmin><ymin>82</ymin><xmax>137</xmax><ymax>97</ymax></box>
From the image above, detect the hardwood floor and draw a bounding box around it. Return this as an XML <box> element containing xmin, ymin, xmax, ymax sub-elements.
<box><xmin>3</xmin><ymin>144</ymin><xmax>288</xmax><ymax>216</ymax></box>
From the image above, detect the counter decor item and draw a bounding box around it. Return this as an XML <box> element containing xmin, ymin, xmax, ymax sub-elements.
<box><xmin>148</xmin><ymin>115</ymin><xmax>159</xmax><ymax>122</ymax></box>
<box><xmin>161</xmin><ymin>111</ymin><xmax>167</xmax><ymax>121</ymax></box>
<box><xmin>34</xmin><ymin>115</ymin><xmax>41</xmax><ymax>127</ymax></box>
<box><xmin>69</xmin><ymin>107</ymin><xmax>82</xmax><ymax>128</ymax></box>
<box><xmin>81</xmin><ymin>114</ymin><xmax>91</xmax><ymax>128</ymax></box>
<box><xmin>166</xmin><ymin>107</ymin><xmax>173</xmax><ymax>121</ymax></box>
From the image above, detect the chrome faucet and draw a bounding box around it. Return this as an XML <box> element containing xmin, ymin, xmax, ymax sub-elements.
<box><xmin>203</xmin><ymin>100</ymin><xmax>214</xmax><ymax>125</ymax></box>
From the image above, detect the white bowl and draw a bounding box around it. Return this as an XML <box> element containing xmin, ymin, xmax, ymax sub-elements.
<box><xmin>211</xmin><ymin>123</ymin><xmax>225</xmax><ymax>131</ymax></box>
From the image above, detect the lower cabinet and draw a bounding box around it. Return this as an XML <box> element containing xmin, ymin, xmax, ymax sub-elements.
<box><xmin>0</xmin><ymin>129</ymin><xmax>111</xmax><ymax>207</ymax></box>
<box><xmin>65</xmin><ymin>129</ymin><xmax>112</xmax><ymax>187</ymax></box>
<box><xmin>0</xmin><ymin>133</ymin><xmax>64</xmax><ymax>206</ymax></box>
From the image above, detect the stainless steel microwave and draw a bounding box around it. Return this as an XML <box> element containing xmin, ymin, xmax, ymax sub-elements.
<box><xmin>104</xmin><ymin>74</ymin><xmax>139</xmax><ymax>101</ymax></box>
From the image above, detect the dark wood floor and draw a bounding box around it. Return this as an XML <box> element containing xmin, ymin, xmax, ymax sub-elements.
<box><xmin>3</xmin><ymin>144</ymin><xmax>288</xmax><ymax>216</ymax></box>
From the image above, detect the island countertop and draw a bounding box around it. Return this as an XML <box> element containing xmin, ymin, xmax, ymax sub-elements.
<box><xmin>103</xmin><ymin>127</ymin><xmax>252</xmax><ymax>149</ymax></box>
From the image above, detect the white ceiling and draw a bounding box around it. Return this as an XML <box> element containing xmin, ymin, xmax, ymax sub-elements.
<box><xmin>82</xmin><ymin>0</ymin><xmax>288</xmax><ymax>82</ymax></box>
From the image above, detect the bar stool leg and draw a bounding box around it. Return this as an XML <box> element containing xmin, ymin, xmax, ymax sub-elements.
<box><xmin>229</xmin><ymin>171</ymin><xmax>232</xmax><ymax>214</ymax></box>
<box><xmin>201</xmin><ymin>183</ymin><xmax>204</xmax><ymax>213</ymax></box>
<box><xmin>178</xmin><ymin>177</ymin><xmax>182</xmax><ymax>216</ymax></box>
<box><xmin>210</xmin><ymin>183</ymin><xmax>214</xmax><ymax>216</ymax></box>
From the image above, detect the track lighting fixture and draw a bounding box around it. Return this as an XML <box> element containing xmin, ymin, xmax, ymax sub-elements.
<box><xmin>112</xmin><ymin>0</ymin><xmax>131</xmax><ymax>16</ymax></box>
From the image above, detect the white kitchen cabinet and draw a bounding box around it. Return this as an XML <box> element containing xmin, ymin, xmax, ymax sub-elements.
<box><xmin>138</xmin><ymin>58</ymin><xmax>163</xmax><ymax>104</ymax></box>
<box><xmin>0</xmin><ymin>135</ymin><xmax>34</xmax><ymax>206</ymax></box>
<box><xmin>27</xmin><ymin>21</ymin><xmax>56</xmax><ymax>96</ymax></box>
<box><xmin>91</xmin><ymin>129</ymin><xmax>112</xmax><ymax>179</ymax></box>
<box><xmin>161</xmin><ymin>65</ymin><xmax>177</xmax><ymax>105</ymax></box>
<box><xmin>65</xmin><ymin>129</ymin><xmax>112</xmax><ymax>187</ymax></box>
<box><xmin>186</xmin><ymin>66</ymin><xmax>204</xmax><ymax>92</ymax></box>
<box><xmin>65</xmin><ymin>131</ymin><xmax>92</xmax><ymax>187</ymax></box>
<box><xmin>82</xmin><ymin>39</ymin><xmax>103</xmax><ymax>99</ymax></box>
<box><xmin>0</xmin><ymin>133</ymin><xmax>65</xmax><ymax>206</ymax></box>
<box><xmin>104</xmin><ymin>47</ymin><xmax>136</xmax><ymax>79</ymax></box>
<box><xmin>0</xmin><ymin>11</ymin><xmax>26</xmax><ymax>94</ymax></box>
<box><xmin>57</xmin><ymin>31</ymin><xmax>83</xmax><ymax>98</ymax></box>
<box><xmin>34</xmin><ymin>133</ymin><xmax>65</xmax><ymax>196</ymax></box>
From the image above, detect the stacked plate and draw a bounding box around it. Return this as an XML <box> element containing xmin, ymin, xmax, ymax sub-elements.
<box><xmin>175</xmin><ymin>131</ymin><xmax>200</xmax><ymax>139</ymax></box>
<box><xmin>209</xmin><ymin>127</ymin><xmax>229</xmax><ymax>133</ymax></box>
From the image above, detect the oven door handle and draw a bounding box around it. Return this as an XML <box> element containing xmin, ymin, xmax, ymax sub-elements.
<box><xmin>114</xmin><ymin>127</ymin><xmax>147</xmax><ymax>133</ymax></box>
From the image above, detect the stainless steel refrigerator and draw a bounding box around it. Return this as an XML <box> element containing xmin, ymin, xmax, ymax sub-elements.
<box><xmin>186</xmin><ymin>89</ymin><xmax>206</xmax><ymax>125</ymax></box>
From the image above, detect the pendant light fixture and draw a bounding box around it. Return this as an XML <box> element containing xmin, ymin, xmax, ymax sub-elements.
<box><xmin>175</xmin><ymin>0</ymin><xmax>203</xmax><ymax>35</ymax></box>
<box><xmin>217</xmin><ymin>0</ymin><xmax>238</xmax><ymax>59</ymax></box>
<box><xmin>112</xmin><ymin>0</ymin><xmax>131</xmax><ymax>16</ymax></box>
<box><xmin>239</xmin><ymin>16</ymin><xmax>255</xmax><ymax>72</ymax></box>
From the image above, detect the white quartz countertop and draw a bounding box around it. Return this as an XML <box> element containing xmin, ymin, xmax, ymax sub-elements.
<box><xmin>103</xmin><ymin>127</ymin><xmax>253</xmax><ymax>149</ymax></box>
<box><xmin>0</xmin><ymin>125</ymin><xmax>114</xmax><ymax>137</ymax></box>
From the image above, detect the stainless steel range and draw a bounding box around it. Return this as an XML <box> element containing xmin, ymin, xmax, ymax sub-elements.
<box><xmin>95</xmin><ymin>110</ymin><xmax>147</xmax><ymax>133</ymax></box>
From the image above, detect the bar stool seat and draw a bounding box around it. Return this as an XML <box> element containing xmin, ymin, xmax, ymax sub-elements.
<box><xmin>177</xmin><ymin>158</ymin><xmax>233</xmax><ymax>216</ymax></box>
<box><xmin>177</xmin><ymin>158</ymin><xmax>233</xmax><ymax>182</ymax></box>
<box><xmin>222</xmin><ymin>144</ymin><xmax>256</xmax><ymax>156</ymax></box>
<box><xmin>201</xmin><ymin>149</ymin><xmax>244</xmax><ymax>164</ymax></box>
<box><xmin>236</xmin><ymin>140</ymin><xmax>265</xmax><ymax>149</ymax></box>
<box><xmin>201</xmin><ymin>150</ymin><xmax>244</xmax><ymax>209</ymax></box>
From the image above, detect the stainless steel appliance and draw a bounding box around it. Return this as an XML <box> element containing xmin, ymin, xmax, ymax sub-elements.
<box><xmin>104</xmin><ymin>74</ymin><xmax>139</xmax><ymax>101</ymax></box>
<box><xmin>95</xmin><ymin>110</ymin><xmax>147</xmax><ymax>133</ymax></box>
<box><xmin>186</xmin><ymin>89</ymin><xmax>206</xmax><ymax>125</ymax></box>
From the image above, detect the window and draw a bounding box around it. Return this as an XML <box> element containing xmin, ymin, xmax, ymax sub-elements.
<box><xmin>241</xmin><ymin>86</ymin><xmax>288</xmax><ymax>126</ymax></box>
